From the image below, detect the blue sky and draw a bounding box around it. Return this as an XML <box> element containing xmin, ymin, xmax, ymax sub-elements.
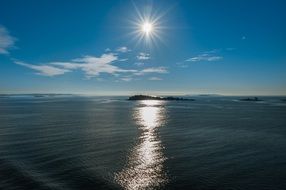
<box><xmin>0</xmin><ymin>0</ymin><xmax>285</xmax><ymax>95</ymax></box>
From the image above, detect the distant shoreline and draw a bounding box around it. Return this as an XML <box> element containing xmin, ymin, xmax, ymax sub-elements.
<box><xmin>128</xmin><ymin>95</ymin><xmax>195</xmax><ymax>101</ymax></box>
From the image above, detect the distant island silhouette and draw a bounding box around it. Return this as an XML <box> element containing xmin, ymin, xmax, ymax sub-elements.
<box><xmin>128</xmin><ymin>95</ymin><xmax>195</xmax><ymax>101</ymax></box>
<box><xmin>239</xmin><ymin>97</ymin><xmax>262</xmax><ymax>101</ymax></box>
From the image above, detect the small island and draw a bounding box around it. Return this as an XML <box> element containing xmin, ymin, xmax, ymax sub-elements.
<box><xmin>128</xmin><ymin>95</ymin><xmax>195</xmax><ymax>101</ymax></box>
<box><xmin>239</xmin><ymin>97</ymin><xmax>262</xmax><ymax>102</ymax></box>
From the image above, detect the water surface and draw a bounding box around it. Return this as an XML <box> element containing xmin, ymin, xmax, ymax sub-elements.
<box><xmin>0</xmin><ymin>95</ymin><xmax>286</xmax><ymax>189</ymax></box>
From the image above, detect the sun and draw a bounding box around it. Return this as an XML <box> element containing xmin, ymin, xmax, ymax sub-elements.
<box><xmin>141</xmin><ymin>22</ymin><xmax>153</xmax><ymax>35</ymax></box>
<box><xmin>128</xmin><ymin>2</ymin><xmax>169</xmax><ymax>47</ymax></box>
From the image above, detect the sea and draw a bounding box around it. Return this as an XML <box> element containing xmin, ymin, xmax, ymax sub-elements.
<box><xmin>0</xmin><ymin>95</ymin><xmax>286</xmax><ymax>190</ymax></box>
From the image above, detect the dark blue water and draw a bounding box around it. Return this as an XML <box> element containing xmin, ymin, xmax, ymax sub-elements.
<box><xmin>0</xmin><ymin>95</ymin><xmax>286</xmax><ymax>190</ymax></box>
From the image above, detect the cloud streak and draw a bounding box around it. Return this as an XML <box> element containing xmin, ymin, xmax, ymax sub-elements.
<box><xmin>140</xmin><ymin>67</ymin><xmax>168</xmax><ymax>73</ymax></box>
<box><xmin>137</xmin><ymin>52</ymin><xmax>150</xmax><ymax>60</ymax></box>
<box><xmin>50</xmin><ymin>53</ymin><xmax>137</xmax><ymax>78</ymax></box>
<box><xmin>116</xmin><ymin>46</ymin><xmax>131</xmax><ymax>53</ymax></box>
<box><xmin>134</xmin><ymin>62</ymin><xmax>144</xmax><ymax>66</ymax></box>
<box><xmin>186</xmin><ymin>53</ymin><xmax>223</xmax><ymax>62</ymax></box>
<box><xmin>16</xmin><ymin>53</ymin><xmax>168</xmax><ymax>79</ymax></box>
<box><xmin>148</xmin><ymin>77</ymin><xmax>162</xmax><ymax>81</ymax></box>
<box><xmin>134</xmin><ymin>66</ymin><xmax>168</xmax><ymax>76</ymax></box>
<box><xmin>0</xmin><ymin>26</ymin><xmax>16</xmax><ymax>54</ymax></box>
<box><xmin>15</xmin><ymin>61</ymin><xmax>70</xmax><ymax>76</ymax></box>
<box><xmin>121</xmin><ymin>77</ymin><xmax>133</xmax><ymax>82</ymax></box>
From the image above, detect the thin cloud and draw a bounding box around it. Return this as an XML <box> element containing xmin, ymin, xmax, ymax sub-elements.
<box><xmin>16</xmin><ymin>52</ymin><xmax>168</xmax><ymax>79</ymax></box>
<box><xmin>51</xmin><ymin>53</ymin><xmax>136</xmax><ymax>78</ymax></box>
<box><xmin>134</xmin><ymin>62</ymin><xmax>144</xmax><ymax>66</ymax></box>
<box><xmin>121</xmin><ymin>77</ymin><xmax>133</xmax><ymax>82</ymax></box>
<box><xmin>15</xmin><ymin>53</ymin><xmax>138</xmax><ymax>78</ymax></box>
<box><xmin>137</xmin><ymin>52</ymin><xmax>150</xmax><ymax>60</ymax></box>
<box><xmin>176</xmin><ymin>62</ymin><xmax>189</xmax><ymax>68</ymax></box>
<box><xmin>148</xmin><ymin>77</ymin><xmax>162</xmax><ymax>81</ymax></box>
<box><xmin>203</xmin><ymin>49</ymin><xmax>220</xmax><ymax>54</ymax></box>
<box><xmin>116</xmin><ymin>46</ymin><xmax>131</xmax><ymax>53</ymax></box>
<box><xmin>134</xmin><ymin>67</ymin><xmax>168</xmax><ymax>76</ymax></box>
<box><xmin>15</xmin><ymin>61</ymin><xmax>69</xmax><ymax>76</ymax></box>
<box><xmin>141</xmin><ymin>67</ymin><xmax>168</xmax><ymax>73</ymax></box>
<box><xmin>186</xmin><ymin>53</ymin><xmax>223</xmax><ymax>62</ymax></box>
<box><xmin>0</xmin><ymin>25</ymin><xmax>16</xmax><ymax>54</ymax></box>
<box><xmin>119</xmin><ymin>58</ymin><xmax>128</xmax><ymax>62</ymax></box>
<box><xmin>177</xmin><ymin>50</ymin><xmax>223</xmax><ymax>68</ymax></box>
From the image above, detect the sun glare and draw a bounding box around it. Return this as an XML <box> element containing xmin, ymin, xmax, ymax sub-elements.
<box><xmin>142</xmin><ymin>22</ymin><xmax>153</xmax><ymax>35</ymax></box>
<box><xmin>127</xmin><ymin>3</ymin><xmax>168</xmax><ymax>47</ymax></box>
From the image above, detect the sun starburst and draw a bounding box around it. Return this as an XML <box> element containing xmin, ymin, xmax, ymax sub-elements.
<box><xmin>126</xmin><ymin>3</ymin><xmax>168</xmax><ymax>48</ymax></box>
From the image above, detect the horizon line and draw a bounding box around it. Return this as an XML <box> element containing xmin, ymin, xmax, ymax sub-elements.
<box><xmin>1</xmin><ymin>93</ymin><xmax>286</xmax><ymax>97</ymax></box>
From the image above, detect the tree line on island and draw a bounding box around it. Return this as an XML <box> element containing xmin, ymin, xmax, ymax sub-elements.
<box><xmin>127</xmin><ymin>95</ymin><xmax>285</xmax><ymax>102</ymax></box>
<box><xmin>128</xmin><ymin>95</ymin><xmax>195</xmax><ymax>101</ymax></box>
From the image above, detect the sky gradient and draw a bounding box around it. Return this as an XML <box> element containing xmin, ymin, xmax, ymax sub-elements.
<box><xmin>0</xmin><ymin>0</ymin><xmax>285</xmax><ymax>95</ymax></box>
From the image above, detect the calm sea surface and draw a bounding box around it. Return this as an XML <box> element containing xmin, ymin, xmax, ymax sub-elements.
<box><xmin>0</xmin><ymin>95</ymin><xmax>286</xmax><ymax>190</ymax></box>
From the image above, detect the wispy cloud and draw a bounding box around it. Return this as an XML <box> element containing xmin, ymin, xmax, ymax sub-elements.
<box><xmin>116</xmin><ymin>46</ymin><xmax>131</xmax><ymax>53</ymax></box>
<box><xmin>0</xmin><ymin>26</ymin><xmax>16</xmax><ymax>54</ymax></box>
<box><xmin>134</xmin><ymin>62</ymin><xmax>144</xmax><ymax>66</ymax></box>
<box><xmin>176</xmin><ymin>62</ymin><xmax>189</xmax><ymax>68</ymax></box>
<box><xmin>15</xmin><ymin>61</ymin><xmax>70</xmax><ymax>76</ymax></box>
<box><xmin>148</xmin><ymin>77</ymin><xmax>162</xmax><ymax>81</ymax></box>
<box><xmin>203</xmin><ymin>49</ymin><xmax>221</xmax><ymax>54</ymax></box>
<box><xmin>134</xmin><ymin>67</ymin><xmax>168</xmax><ymax>76</ymax></box>
<box><xmin>121</xmin><ymin>77</ymin><xmax>133</xmax><ymax>82</ymax></box>
<box><xmin>15</xmin><ymin>53</ymin><xmax>136</xmax><ymax>78</ymax></box>
<box><xmin>137</xmin><ymin>52</ymin><xmax>150</xmax><ymax>60</ymax></box>
<box><xmin>186</xmin><ymin>53</ymin><xmax>223</xmax><ymax>62</ymax></box>
<box><xmin>141</xmin><ymin>67</ymin><xmax>168</xmax><ymax>73</ymax></box>
<box><xmin>51</xmin><ymin>53</ymin><xmax>136</xmax><ymax>78</ymax></box>
<box><xmin>119</xmin><ymin>58</ymin><xmax>128</xmax><ymax>62</ymax></box>
<box><xmin>177</xmin><ymin>49</ymin><xmax>224</xmax><ymax>68</ymax></box>
<box><xmin>15</xmin><ymin>52</ymin><xmax>167</xmax><ymax>80</ymax></box>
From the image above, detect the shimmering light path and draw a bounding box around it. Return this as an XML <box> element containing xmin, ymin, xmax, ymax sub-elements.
<box><xmin>115</xmin><ymin>100</ymin><xmax>168</xmax><ymax>189</ymax></box>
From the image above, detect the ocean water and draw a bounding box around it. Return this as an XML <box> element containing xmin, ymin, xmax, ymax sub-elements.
<box><xmin>0</xmin><ymin>95</ymin><xmax>286</xmax><ymax>190</ymax></box>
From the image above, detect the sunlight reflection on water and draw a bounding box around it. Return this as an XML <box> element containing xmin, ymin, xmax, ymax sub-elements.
<box><xmin>115</xmin><ymin>100</ymin><xmax>168</xmax><ymax>190</ymax></box>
